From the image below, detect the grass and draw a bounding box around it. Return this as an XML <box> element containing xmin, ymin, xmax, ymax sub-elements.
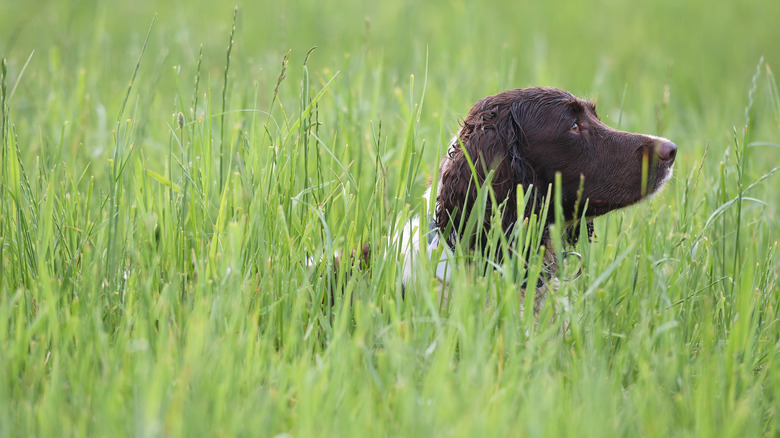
<box><xmin>1</xmin><ymin>0</ymin><xmax>780</xmax><ymax>436</ymax></box>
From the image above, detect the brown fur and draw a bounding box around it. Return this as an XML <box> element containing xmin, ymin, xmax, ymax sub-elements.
<box><xmin>435</xmin><ymin>87</ymin><xmax>676</xmax><ymax>252</ymax></box>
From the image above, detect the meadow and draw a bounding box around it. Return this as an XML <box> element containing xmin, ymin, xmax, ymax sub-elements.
<box><xmin>2</xmin><ymin>0</ymin><xmax>780</xmax><ymax>436</ymax></box>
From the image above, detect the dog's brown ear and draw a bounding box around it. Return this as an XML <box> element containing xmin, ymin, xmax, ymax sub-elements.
<box><xmin>435</xmin><ymin>94</ymin><xmax>539</xmax><ymax>248</ymax></box>
<box><xmin>508</xmin><ymin>99</ymin><xmax>543</xmax><ymax>211</ymax></box>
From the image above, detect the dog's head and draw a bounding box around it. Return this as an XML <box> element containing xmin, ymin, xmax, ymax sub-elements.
<box><xmin>435</xmin><ymin>87</ymin><xmax>676</xmax><ymax>247</ymax></box>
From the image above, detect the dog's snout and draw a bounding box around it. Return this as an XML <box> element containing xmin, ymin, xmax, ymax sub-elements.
<box><xmin>655</xmin><ymin>139</ymin><xmax>677</xmax><ymax>165</ymax></box>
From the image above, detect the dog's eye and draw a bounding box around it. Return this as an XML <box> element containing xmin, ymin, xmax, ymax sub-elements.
<box><xmin>570</xmin><ymin>122</ymin><xmax>580</xmax><ymax>133</ymax></box>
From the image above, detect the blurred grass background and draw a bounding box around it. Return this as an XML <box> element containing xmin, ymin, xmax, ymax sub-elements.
<box><xmin>1</xmin><ymin>0</ymin><xmax>780</xmax><ymax>436</ymax></box>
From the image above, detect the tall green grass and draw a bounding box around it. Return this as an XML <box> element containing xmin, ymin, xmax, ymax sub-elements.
<box><xmin>1</xmin><ymin>0</ymin><xmax>780</xmax><ymax>436</ymax></box>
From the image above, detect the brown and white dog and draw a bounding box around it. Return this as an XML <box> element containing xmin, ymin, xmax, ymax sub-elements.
<box><xmin>399</xmin><ymin>87</ymin><xmax>676</xmax><ymax>306</ymax></box>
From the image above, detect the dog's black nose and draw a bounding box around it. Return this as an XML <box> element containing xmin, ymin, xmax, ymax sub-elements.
<box><xmin>655</xmin><ymin>139</ymin><xmax>677</xmax><ymax>165</ymax></box>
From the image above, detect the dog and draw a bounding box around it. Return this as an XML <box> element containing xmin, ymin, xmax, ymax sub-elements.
<box><xmin>399</xmin><ymin>87</ymin><xmax>677</xmax><ymax>308</ymax></box>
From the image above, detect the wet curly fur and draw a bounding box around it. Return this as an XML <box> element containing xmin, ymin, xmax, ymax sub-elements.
<box><xmin>432</xmin><ymin>87</ymin><xmax>677</xmax><ymax>258</ymax></box>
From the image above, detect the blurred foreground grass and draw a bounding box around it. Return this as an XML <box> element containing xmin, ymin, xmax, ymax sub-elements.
<box><xmin>1</xmin><ymin>0</ymin><xmax>780</xmax><ymax>436</ymax></box>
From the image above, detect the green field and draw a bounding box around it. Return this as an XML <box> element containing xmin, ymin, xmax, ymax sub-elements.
<box><xmin>2</xmin><ymin>0</ymin><xmax>780</xmax><ymax>436</ymax></box>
